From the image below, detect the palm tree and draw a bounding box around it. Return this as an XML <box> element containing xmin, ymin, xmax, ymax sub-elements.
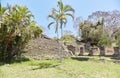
<box><xmin>57</xmin><ymin>0</ymin><xmax>75</xmax><ymax>38</ymax></box>
<box><xmin>47</xmin><ymin>8</ymin><xmax>61</xmax><ymax>62</ymax></box>
<box><xmin>48</xmin><ymin>0</ymin><xmax>74</xmax><ymax>62</ymax></box>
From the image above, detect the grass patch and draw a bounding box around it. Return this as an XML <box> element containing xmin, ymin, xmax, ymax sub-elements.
<box><xmin>0</xmin><ymin>57</ymin><xmax>120</xmax><ymax>78</ymax></box>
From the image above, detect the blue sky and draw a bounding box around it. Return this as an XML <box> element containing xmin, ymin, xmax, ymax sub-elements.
<box><xmin>1</xmin><ymin>0</ymin><xmax>120</xmax><ymax>38</ymax></box>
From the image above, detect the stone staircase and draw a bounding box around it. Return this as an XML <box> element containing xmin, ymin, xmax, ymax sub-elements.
<box><xmin>24</xmin><ymin>35</ymin><xmax>71</xmax><ymax>60</ymax></box>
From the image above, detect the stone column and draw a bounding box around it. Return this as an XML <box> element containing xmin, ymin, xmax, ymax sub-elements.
<box><xmin>113</xmin><ymin>47</ymin><xmax>120</xmax><ymax>57</ymax></box>
<box><xmin>88</xmin><ymin>48</ymin><xmax>93</xmax><ymax>56</ymax></box>
<box><xmin>79</xmin><ymin>47</ymin><xmax>84</xmax><ymax>56</ymax></box>
<box><xmin>99</xmin><ymin>46</ymin><xmax>105</xmax><ymax>56</ymax></box>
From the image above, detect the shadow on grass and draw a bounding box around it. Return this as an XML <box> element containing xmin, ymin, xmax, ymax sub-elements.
<box><xmin>11</xmin><ymin>55</ymin><xmax>30</xmax><ymax>63</ymax></box>
<box><xmin>111</xmin><ymin>56</ymin><xmax>120</xmax><ymax>63</ymax></box>
<box><xmin>71</xmin><ymin>56</ymin><xmax>90</xmax><ymax>61</ymax></box>
<box><xmin>0</xmin><ymin>56</ymin><xmax>30</xmax><ymax>66</ymax></box>
<box><xmin>32</xmin><ymin>62</ymin><xmax>59</xmax><ymax>70</ymax></box>
<box><xmin>111</xmin><ymin>57</ymin><xmax>120</xmax><ymax>60</ymax></box>
<box><xmin>71</xmin><ymin>55</ymin><xmax>120</xmax><ymax>64</ymax></box>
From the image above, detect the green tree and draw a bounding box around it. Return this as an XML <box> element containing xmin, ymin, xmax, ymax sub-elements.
<box><xmin>61</xmin><ymin>34</ymin><xmax>76</xmax><ymax>45</ymax></box>
<box><xmin>0</xmin><ymin>4</ymin><xmax>42</xmax><ymax>63</ymax></box>
<box><xmin>79</xmin><ymin>19</ymin><xmax>112</xmax><ymax>56</ymax></box>
<box><xmin>113</xmin><ymin>29</ymin><xmax>120</xmax><ymax>47</ymax></box>
<box><xmin>79</xmin><ymin>21</ymin><xmax>93</xmax><ymax>43</ymax></box>
<box><xmin>112</xmin><ymin>29</ymin><xmax>120</xmax><ymax>56</ymax></box>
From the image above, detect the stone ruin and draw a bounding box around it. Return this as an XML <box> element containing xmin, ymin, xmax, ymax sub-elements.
<box><xmin>78</xmin><ymin>46</ymin><xmax>120</xmax><ymax>57</ymax></box>
<box><xmin>24</xmin><ymin>34</ymin><xmax>120</xmax><ymax>60</ymax></box>
<box><xmin>66</xmin><ymin>45</ymin><xmax>76</xmax><ymax>55</ymax></box>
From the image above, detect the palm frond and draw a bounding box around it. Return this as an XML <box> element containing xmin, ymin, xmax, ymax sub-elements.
<box><xmin>52</xmin><ymin>8</ymin><xmax>59</xmax><ymax>14</ymax></box>
<box><xmin>58</xmin><ymin>0</ymin><xmax>63</xmax><ymax>11</ymax></box>
<box><xmin>65</xmin><ymin>13</ymin><xmax>74</xmax><ymax>20</ymax></box>
<box><xmin>55</xmin><ymin>21</ymin><xmax>59</xmax><ymax>33</ymax></box>
<box><xmin>48</xmin><ymin>22</ymin><xmax>55</xmax><ymax>29</ymax></box>
<box><xmin>63</xmin><ymin>5</ymin><xmax>75</xmax><ymax>13</ymax></box>
<box><xmin>47</xmin><ymin>14</ymin><xmax>55</xmax><ymax>20</ymax></box>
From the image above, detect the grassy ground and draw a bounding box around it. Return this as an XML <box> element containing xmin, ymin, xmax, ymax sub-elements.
<box><xmin>0</xmin><ymin>57</ymin><xmax>120</xmax><ymax>78</ymax></box>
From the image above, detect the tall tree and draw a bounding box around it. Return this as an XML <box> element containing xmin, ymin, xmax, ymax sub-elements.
<box><xmin>48</xmin><ymin>0</ymin><xmax>75</xmax><ymax>62</ymax></box>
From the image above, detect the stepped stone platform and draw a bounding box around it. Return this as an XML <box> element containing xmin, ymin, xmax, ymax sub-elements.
<box><xmin>24</xmin><ymin>35</ymin><xmax>71</xmax><ymax>60</ymax></box>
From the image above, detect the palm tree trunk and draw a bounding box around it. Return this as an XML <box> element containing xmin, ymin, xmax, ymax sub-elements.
<box><xmin>60</xmin><ymin>27</ymin><xmax>63</xmax><ymax>61</ymax></box>
<box><xmin>56</xmin><ymin>31</ymin><xmax>62</xmax><ymax>63</ymax></box>
<box><xmin>59</xmin><ymin>22</ymin><xmax>63</xmax><ymax>62</ymax></box>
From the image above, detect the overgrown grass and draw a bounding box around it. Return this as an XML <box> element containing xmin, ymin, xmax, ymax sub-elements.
<box><xmin>0</xmin><ymin>57</ymin><xmax>120</xmax><ymax>78</ymax></box>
